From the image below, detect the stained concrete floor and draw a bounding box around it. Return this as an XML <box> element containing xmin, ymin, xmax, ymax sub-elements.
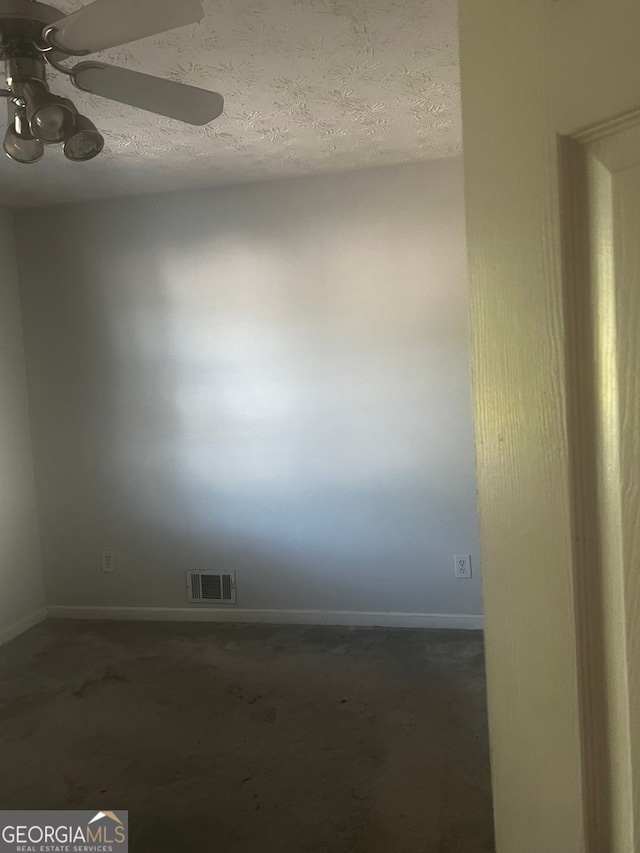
<box><xmin>0</xmin><ymin>621</ymin><xmax>494</xmax><ymax>852</ymax></box>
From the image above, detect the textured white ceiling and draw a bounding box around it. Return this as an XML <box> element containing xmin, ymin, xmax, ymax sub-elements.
<box><xmin>1</xmin><ymin>0</ymin><xmax>461</xmax><ymax>206</ymax></box>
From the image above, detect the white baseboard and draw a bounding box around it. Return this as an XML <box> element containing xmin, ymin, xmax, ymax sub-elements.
<box><xmin>0</xmin><ymin>607</ymin><xmax>47</xmax><ymax>647</ymax></box>
<box><xmin>47</xmin><ymin>606</ymin><xmax>483</xmax><ymax>630</ymax></box>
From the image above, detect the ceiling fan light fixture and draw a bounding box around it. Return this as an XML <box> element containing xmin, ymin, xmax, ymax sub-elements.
<box><xmin>3</xmin><ymin>102</ymin><xmax>44</xmax><ymax>165</ymax></box>
<box><xmin>0</xmin><ymin>0</ymin><xmax>223</xmax><ymax>167</ymax></box>
<box><xmin>4</xmin><ymin>124</ymin><xmax>44</xmax><ymax>164</ymax></box>
<box><xmin>63</xmin><ymin>114</ymin><xmax>104</xmax><ymax>162</ymax></box>
<box><xmin>25</xmin><ymin>87</ymin><xmax>76</xmax><ymax>144</ymax></box>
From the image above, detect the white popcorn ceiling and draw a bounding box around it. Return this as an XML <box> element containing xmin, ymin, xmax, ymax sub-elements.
<box><xmin>0</xmin><ymin>0</ymin><xmax>461</xmax><ymax>206</ymax></box>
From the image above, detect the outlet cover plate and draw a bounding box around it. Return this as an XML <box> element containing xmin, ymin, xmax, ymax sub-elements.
<box><xmin>454</xmin><ymin>554</ymin><xmax>472</xmax><ymax>579</ymax></box>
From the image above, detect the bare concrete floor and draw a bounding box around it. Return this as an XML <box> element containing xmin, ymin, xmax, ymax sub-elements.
<box><xmin>0</xmin><ymin>621</ymin><xmax>494</xmax><ymax>852</ymax></box>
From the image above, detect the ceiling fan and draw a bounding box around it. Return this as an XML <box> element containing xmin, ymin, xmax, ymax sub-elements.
<box><xmin>0</xmin><ymin>0</ymin><xmax>224</xmax><ymax>164</ymax></box>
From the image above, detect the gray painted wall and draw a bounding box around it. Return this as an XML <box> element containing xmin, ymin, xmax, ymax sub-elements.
<box><xmin>16</xmin><ymin>157</ymin><xmax>482</xmax><ymax>617</ymax></box>
<box><xmin>0</xmin><ymin>208</ymin><xmax>45</xmax><ymax>641</ymax></box>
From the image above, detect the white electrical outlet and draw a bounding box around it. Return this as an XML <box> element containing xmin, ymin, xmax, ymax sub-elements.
<box><xmin>454</xmin><ymin>554</ymin><xmax>472</xmax><ymax>579</ymax></box>
<box><xmin>102</xmin><ymin>550</ymin><xmax>116</xmax><ymax>572</ymax></box>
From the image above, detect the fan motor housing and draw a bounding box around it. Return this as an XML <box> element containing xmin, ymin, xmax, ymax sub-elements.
<box><xmin>0</xmin><ymin>0</ymin><xmax>61</xmax><ymax>57</ymax></box>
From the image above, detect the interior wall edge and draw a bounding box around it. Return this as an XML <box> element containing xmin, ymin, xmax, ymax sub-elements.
<box><xmin>0</xmin><ymin>205</ymin><xmax>47</xmax><ymax>636</ymax></box>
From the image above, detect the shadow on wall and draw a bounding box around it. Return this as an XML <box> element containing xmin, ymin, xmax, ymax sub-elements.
<box><xmin>19</xmin><ymin>163</ymin><xmax>482</xmax><ymax>614</ymax></box>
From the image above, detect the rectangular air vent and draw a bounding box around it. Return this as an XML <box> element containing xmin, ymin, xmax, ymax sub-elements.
<box><xmin>186</xmin><ymin>570</ymin><xmax>237</xmax><ymax>604</ymax></box>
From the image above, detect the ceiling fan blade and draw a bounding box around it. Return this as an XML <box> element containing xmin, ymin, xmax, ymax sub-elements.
<box><xmin>72</xmin><ymin>62</ymin><xmax>224</xmax><ymax>126</ymax></box>
<box><xmin>49</xmin><ymin>0</ymin><xmax>203</xmax><ymax>55</ymax></box>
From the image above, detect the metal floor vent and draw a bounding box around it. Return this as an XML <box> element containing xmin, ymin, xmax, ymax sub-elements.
<box><xmin>187</xmin><ymin>571</ymin><xmax>237</xmax><ymax>604</ymax></box>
